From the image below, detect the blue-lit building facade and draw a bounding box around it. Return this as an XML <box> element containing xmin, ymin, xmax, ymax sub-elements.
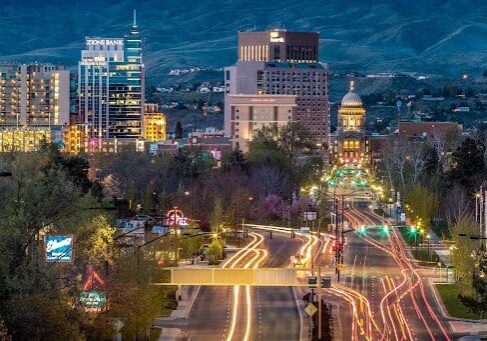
<box><xmin>78</xmin><ymin>17</ymin><xmax>144</xmax><ymax>145</ymax></box>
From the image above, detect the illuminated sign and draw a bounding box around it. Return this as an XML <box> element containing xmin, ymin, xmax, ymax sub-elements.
<box><xmin>82</xmin><ymin>265</ymin><xmax>106</xmax><ymax>291</ymax></box>
<box><xmin>166</xmin><ymin>208</ymin><xmax>189</xmax><ymax>227</ymax></box>
<box><xmin>270</xmin><ymin>31</ymin><xmax>285</xmax><ymax>43</ymax></box>
<box><xmin>250</xmin><ymin>98</ymin><xmax>277</xmax><ymax>103</ymax></box>
<box><xmin>86</xmin><ymin>39</ymin><xmax>123</xmax><ymax>46</ymax></box>
<box><xmin>44</xmin><ymin>235</ymin><xmax>73</xmax><ymax>263</ymax></box>
<box><xmin>80</xmin><ymin>291</ymin><xmax>108</xmax><ymax>311</ymax></box>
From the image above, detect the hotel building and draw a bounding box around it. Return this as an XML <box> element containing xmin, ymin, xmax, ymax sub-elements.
<box><xmin>143</xmin><ymin>103</ymin><xmax>167</xmax><ymax>142</ymax></box>
<box><xmin>78</xmin><ymin>13</ymin><xmax>144</xmax><ymax>146</ymax></box>
<box><xmin>224</xmin><ymin>29</ymin><xmax>329</xmax><ymax>151</ymax></box>
<box><xmin>228</xmin><ymin>94</ymin><xmax>296</xmax><ymax>151</ymax></box>
<box><xmin>0</xmin><ymin>64</ymin><xmax>69</xmax><ymax>151</ymax></box>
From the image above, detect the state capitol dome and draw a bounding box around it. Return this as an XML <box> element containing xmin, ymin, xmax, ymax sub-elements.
<box><xmin>341</xmin><ymin>81</ymin><xmax>363</xmax><ymax>108</ymax></box>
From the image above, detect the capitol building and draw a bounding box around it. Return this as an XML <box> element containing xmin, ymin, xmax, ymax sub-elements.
<box><xmin>330</xmin><ymin>81</ymin><xmax>369</xmax><ymax>164</ymax></box>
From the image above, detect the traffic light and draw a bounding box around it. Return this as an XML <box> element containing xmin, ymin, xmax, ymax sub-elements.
<box><xmin>382</xmin><ymin>225</ymin><xmax>390</xmax><ymax>235</ymax></box>
<box><xmin>357</xmin><ymin>226</ymin><xmax>366</xmax><ymax>235</ymax></box>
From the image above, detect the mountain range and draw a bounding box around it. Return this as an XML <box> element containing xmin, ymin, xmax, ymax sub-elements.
<box><xmin>1</xmin><ymin>0</ymin><xmax>487</xmax><ymax>84</ymax></box>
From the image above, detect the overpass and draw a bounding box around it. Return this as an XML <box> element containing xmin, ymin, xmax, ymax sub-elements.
<box><xmin>151</xmin><ymin>268</ymin><xmax>335</xmax><ymax>286</ymax></box>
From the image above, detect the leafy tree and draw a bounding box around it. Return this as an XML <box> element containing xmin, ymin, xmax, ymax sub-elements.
<box><xmin>447</xmin><ymin>138</ymin><xmax>486</xmax><ymax>193</ymax></box>
<box><xmin>207</xmin><ymin>238</ymin><xmax>223</xmax><ymax>265</ymax></box>
<box><xmin>407</xmin><ymin>185</ymin><xmax>437</xmax><ymax>228</ymax></box>
<box><xmin>451</xmin><ymin>216</ymin><xmax>478</xmax><ymax>296</ymax></box>
<box><xmin>4</xmin><ymin>294</ymin><xmax>84</xmax><ymax>340</ymax></box>
<box><xmin>0</xmin><ymin>316</ymin><xmax>11</xmax><ymax>341</ymax></box>
<box><xmin>222</xmin><ymin>148</ymin><xmax>248</xmax><ymax>173</ymax></box>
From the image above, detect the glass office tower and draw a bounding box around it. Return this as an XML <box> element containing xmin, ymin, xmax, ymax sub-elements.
<box><xmin>78</xmin><ymin>12</ymin><xmax>144</xmax><ymax>143</ymax></box>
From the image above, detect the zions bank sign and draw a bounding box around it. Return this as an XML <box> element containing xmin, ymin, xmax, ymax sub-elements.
<box><xmin>86</xmin><ymin>39</ymin><xmax>124</xmax><ymax>46</ymax></box>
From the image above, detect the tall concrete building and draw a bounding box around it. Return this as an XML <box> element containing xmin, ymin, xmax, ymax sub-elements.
<box><xmin>224</xmin><ymin>29</ymin><xmax>329</xmax><ymax>151</ymax></box>
<box><xmin>78</xmin><ymin>11</ymin><xmax>144</xmax><ymax>144</ymax></box>
<box><xmin>0</xmin><ymin>64</ymin><xmax>69</xmax><ymax>127</ymax></box>
<box><xmin>0</xmin><ymin>64</ymin><xmax>69</xmax><ymax>152</ymax></box>
<box><xmin>228</xmin><ymin>94</ymin><xmax>296</xmax><ymax>151</ymax></box>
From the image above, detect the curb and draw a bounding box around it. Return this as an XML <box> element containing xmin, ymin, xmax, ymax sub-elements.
<box><xmin>183</xmin><ymin>285</ymin><xmax>201</xmax><ymax>319</ymax></box>
<box><xmin>293</xmin><ymin>286</ymin><xmax>310</xmax><ymax>341</ymax></box>
<box><xmin>429</xmin><ymin>280</ymin><xmax>487</xmax><ymax>324</ymax></box>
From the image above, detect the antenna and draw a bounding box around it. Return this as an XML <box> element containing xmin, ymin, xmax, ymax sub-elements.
<box><xmin>133</xmin><ymin>9</ymin><xmax>137</xmax><ymax>27</ymax></box>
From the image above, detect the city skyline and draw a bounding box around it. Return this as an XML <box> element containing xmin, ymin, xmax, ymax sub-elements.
<box><xmin>0</xmin><ymin>3</ymin><xmax>487</xmax><ymax>341</ymax></box>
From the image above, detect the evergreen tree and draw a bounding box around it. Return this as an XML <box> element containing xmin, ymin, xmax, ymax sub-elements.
<box><xmin>175</xmin><ymin>121</ymin><xmax>184</xmax><ymax>139</ymax></box>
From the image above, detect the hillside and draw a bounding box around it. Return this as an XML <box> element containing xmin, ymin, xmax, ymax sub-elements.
<box><xmin>1</xmin><ymin>0</ymin><xmax>487</xmax><ymax>84</ymax></box>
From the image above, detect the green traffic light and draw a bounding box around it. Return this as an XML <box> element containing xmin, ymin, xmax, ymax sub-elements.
<box><xmin>382</xmin><ymin>225</ymin><xmax>389</xmax><ymax>234</ymax></box>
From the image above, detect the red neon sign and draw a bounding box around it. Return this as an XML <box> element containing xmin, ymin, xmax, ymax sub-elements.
<box><xmin>166</xmin><ymin>208</ymin><xmax>189</xmax><ymax>226</ymax></box>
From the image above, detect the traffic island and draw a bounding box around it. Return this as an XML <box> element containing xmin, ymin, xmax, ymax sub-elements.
<box><xmin>434</xmin><ymin>284</ymin><xmax>482</xmax><ymax>320</ymax></box>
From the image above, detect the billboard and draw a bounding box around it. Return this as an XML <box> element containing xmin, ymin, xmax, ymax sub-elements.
<box><xmin>44</xmin><ymin>235</ymin><xmax>73</xmax><ymax>263</ymax></box>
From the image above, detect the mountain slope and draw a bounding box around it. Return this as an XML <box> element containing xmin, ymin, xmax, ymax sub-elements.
<box><xmin>0</xmin><ymin>0</ymin><xmax>486</xmax><ymax>83</ymax></box>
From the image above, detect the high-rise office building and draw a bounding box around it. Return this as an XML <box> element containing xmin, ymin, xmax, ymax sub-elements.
<box><xmin>78</xmin><ymin>11</ymin><xmax>144</xmax><ymax>144</ymax></box>
<box><xmin>0</xmin><ymin>64</ymin><xmax>69</xmax><ymax>152</ymax></box>
<box><xmin>224</xmin><ymin>29</ymin><xmax>329</xmax><ymax>151</ymax></box>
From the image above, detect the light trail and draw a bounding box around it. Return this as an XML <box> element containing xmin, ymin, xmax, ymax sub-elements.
<box><xmin>358</xmin><ymin>208</ymin><xmax>451</xmax><ymax>340</ymax></box>
<box><xmin>224</xmin><ymin>232</ymin><xmax>267</xmax><ymax>341</ymax></box>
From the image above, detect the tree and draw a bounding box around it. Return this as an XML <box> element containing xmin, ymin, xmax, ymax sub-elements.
<box><xmin>451</xmin><ymin>216</ymin><xmax>478</xmax><ymax>296</ymax></box>
<box><xmin>175</xmin><ymin>121</ymin><xmax>184</xmax><ymax>139</ymax></box>
<box><xmin>76</xmin><ymin>215</ymin><xmax>115</xmax><ymax>270</ymax></box>
<box><xmin>0</xmin><ymin>316</ymin><xmax>11</xmax><ymax>341</ymax></box>
<box><xmin>207</xmin><ymin>238</ymin><xmax>223</xmax><ymax>265</ymax></box>
<box><xmin>407</xmin><ymin>185</ymin><xmax>437</xmax><ymax>228</ymax></box>
<box><xmin>108</xmin><ymin>252</ymin><xmax>173</xmax><ymax>339</ymax></box>
<box><xmin>447</xmin><ymin>138</ymin><xmax>486</xmax><ymax>193</ymax></box>
<box><xmin>222</xmin><ymin>148</ymin><xmax>248</xmax><ymax>173</ymax></box>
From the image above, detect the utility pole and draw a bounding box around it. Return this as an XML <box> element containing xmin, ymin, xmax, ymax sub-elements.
<box><xmin>484</xmin><ymin>190</ymin><xmax>487</xmax><ymax>249</ymax></box>
<box><xmin>480</xmin><ymin>187</ymin><xmax>484</xmax><ymax>237</ymax></box>
<box><xmin>318</xmin><ymin>266</ymin><xmax>322</xmax><ymax>340</ymax></box>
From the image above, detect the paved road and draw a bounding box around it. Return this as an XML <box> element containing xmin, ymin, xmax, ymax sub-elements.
<box><xmin>342</xmin><ymin>206</ymin><xmax>453</xmax><ymax>340</ymax></box>
<box><xmin>252</xmin><ymin>235</ymin><xmax>303</xmax><ymax>341</ymax></box>
<box><xmin>167</xmin><ymin>233</ymin><xmax>304</xmax><ymax>341</ymax></box>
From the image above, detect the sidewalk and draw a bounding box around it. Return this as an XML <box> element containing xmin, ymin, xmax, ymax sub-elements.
<box><xmin>154</xmin><ymin>286</ymin><xmax>201</xmax><ymax>340</ymax></box>
<box><xmin>156</xmin><ymin>286</ymin><xmax>201</xmax><ymax>322</ymax></box>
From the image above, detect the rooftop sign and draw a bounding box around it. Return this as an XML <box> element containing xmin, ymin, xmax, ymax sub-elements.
<box><xmin>86</xmin><ymin>39</ymin><xmax>124</xmax><ymax>46</ymax></box>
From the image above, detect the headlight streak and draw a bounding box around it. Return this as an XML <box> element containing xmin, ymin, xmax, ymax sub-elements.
<box><xmin>347</xmin><ymin>208</ymin><xmax>451</xmax><ymax>341</ymax></box>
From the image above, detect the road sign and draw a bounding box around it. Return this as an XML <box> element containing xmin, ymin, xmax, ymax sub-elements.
<box><xmin>337</xmin><ymin>264</ymin><xmax>345</xmax><ymax>271</ymax></box>
<box><xmin>321</xmin><ymin>276</ymin><xmax>332</xmax><ymax>288</ymax></box>
<box><xmin>304</xmin><ymin>211</ymin><xmax>317</xmax><ymax>221</ymax></box>
<box><xmin>305</xmin><ymin>303</ymin><xmax>318</xmax><ymax>317</ymax></box>
<box><xmin>400</xmin><ymin>213</ymin><xmax>406</xmax><ymax>223</ymax></box>
<box><xmin>308</xmin><ymin>276</ymin><xmax>317</xmax><ymax>288</ymax></box>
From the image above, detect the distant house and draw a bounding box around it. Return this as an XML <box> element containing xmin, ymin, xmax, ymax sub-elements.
<box><xmin>398</xmin><ymin>122</ymin><xmax>462</xmax><ymax>142</ymax></box>
<box><xmin>453</xmin><ymin>106</ymin><xmax>470</xmax><ymax>112</ymax></box>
